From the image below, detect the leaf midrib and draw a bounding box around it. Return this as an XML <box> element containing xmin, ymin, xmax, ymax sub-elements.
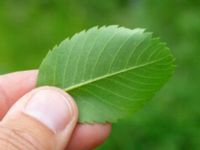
<box><xmin>65</xmin><ymin>55</ymin><xmax>171</xmax><ymax>92</ymax></box>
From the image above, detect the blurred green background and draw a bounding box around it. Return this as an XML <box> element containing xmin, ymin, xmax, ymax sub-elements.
<box><xmin>0</xmin><ymin>0</ymin><xmax>200</xmax><ymax>149</ymax></box>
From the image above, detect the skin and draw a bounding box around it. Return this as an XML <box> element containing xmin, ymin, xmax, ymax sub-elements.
<box><xmin>0</xmin><ymin>70</ymin><xmax>111</xmax><ymax>150</ymax></box>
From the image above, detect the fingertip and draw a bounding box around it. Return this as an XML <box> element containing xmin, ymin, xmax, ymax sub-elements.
<box><xmin>1</xmin><ymin>70</ymin><xmax>38</xmax><ymax>79</ymax></box>
<box><xmin>88</xmin><ymin>123</ymin><xmax>111</xmax><ymax>145</ymax></box>
<box><xmin>39</xmin><ymin>86</ymin><xmax>79</xmax><ymax>119</ymax></box>
<box><xmin>22</xmin><ymin>86</ymin><xmax>79</xmax><ymax>133</ymax></box>
<box><xmin>0</xmin><ymin>70</ymin><xmax>38</xmax><ymax>119</ymax></box>
<box><xmin>67</xmin><ymin>123</ymin><xmax>112</xmax><ymax>150</ymax></box>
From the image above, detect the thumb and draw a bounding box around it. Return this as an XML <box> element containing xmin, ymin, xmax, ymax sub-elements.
<box><xmin>0</xmin><ymin>87</ymin><xmax>78</xmax><ymax>150</ymax></box>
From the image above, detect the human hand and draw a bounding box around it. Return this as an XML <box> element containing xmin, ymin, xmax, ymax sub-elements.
<box><xmin>0</xmin><ymin>70</ymin><xmax>111</xmax><ymax>150</ymax></box>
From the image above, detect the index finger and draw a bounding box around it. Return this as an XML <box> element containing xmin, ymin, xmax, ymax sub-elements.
<box><xmin>0</xmin><ymin>70</ymin><xmax>38</xmax><ymax>119</ymax></box>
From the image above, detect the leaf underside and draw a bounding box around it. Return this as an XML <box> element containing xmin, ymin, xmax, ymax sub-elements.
<box><xmin>37</xmin><ymin>25</ymin><xmax>175</xmax><ymax>123</ymax></box>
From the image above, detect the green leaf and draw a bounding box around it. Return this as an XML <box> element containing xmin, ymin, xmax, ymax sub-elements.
<box><xmin>37</xmin><ymin>25</ymin><xmax>175</xmax><ymax>123</ymax></box>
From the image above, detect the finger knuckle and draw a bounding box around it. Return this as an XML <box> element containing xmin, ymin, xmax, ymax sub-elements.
<box><xmin>0</xmin><ymin>126</ymin><xmax>43</xmax><ymax>150</ymax></box>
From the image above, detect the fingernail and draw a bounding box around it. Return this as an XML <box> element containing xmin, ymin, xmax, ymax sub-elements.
<box><xmin>23</xmin><ymin>89</ymin><xmax>73</xmax><ymax>133</ymax></box>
